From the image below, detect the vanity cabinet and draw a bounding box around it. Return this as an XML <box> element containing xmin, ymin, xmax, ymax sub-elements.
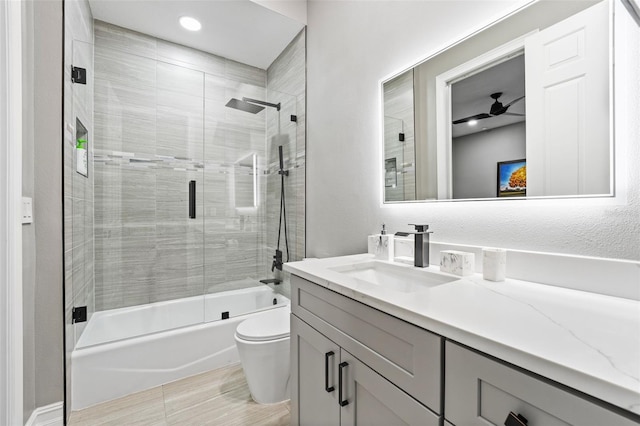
<box><xmin>445</xmin><ymin>341</ymin><xmax>638</xmax><ymax>426</ymax></box>
<box><xmin>290</xmin><ymin>274</ymin><xmax>638</xmax><ymax>426</ymax></box>
<box><xmin>290</xmin><ymin>275</ymin><xmax>442</xmax><ymax>425</ymax></box>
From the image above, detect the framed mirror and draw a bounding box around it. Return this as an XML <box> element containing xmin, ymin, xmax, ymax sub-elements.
<box><xmin>382</xmin><ymin>0</ymin><xmax>615</xmax><ymax>202</ymax></box>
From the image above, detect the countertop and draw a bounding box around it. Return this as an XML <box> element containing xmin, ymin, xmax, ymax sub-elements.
<box><xmin>284</xmin><ymin>254</ymin><xmax>640</xmax><ymax>416</ymax></box>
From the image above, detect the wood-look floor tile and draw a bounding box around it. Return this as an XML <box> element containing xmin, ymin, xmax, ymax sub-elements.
<box><xmin>68</xmin><ymin>364</ymin><xmax>290</xmax><ymax>426</ymax></box>
<box><xmin>253</xmin><ymin>409</ymin><xmax>291</xmax><ymax>426</ymax></box>
<box><xmin>165</xmin><ymin>382</ymin><xmax>288</xmax><ymax>426</ymax></box>
<box><xmin>162</xmin><ymin>363</ymin><xmax>247</xmax><ymax>418</ymax></box>
<box><xmin>68</xmin><ymin>386</ymin><xmax>167</xmax><ymax>426</ymax></box>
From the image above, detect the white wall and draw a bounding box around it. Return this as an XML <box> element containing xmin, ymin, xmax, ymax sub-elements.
<box><xmin>21</xmin><ymin>0</ymin><xmax>64</xmax><ymax>420</ymax></box>
<box><xmin>306</xmin><ymin>0</ymin><xmax>640</xmax><ymax>261</ymax></box>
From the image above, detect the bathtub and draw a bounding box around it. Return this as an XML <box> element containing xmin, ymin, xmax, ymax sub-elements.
<box><xmin>71</xmin><ymin>285</ymin><xmax>290</xmax><ymax>410</ymax></box>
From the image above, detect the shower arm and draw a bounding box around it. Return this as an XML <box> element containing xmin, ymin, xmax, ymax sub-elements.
<box><xmin>242</xmin><ymin>97</ymin><xmax>281</xmax><ymax>111</ymax></box>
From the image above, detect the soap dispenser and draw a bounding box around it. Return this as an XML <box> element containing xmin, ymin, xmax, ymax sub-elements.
<box><xmin>367</xmin><ymin>224</ymin><xmax>394</xmax><ymax>261</ymax></box>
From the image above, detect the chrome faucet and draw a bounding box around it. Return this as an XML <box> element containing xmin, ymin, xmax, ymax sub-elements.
<box><xmin>396</xmin><ymin>224</ymin><xmax>433</xmax><ymax>268</ymax></box>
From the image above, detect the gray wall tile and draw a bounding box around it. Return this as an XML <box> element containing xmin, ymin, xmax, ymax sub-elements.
<box><xmin>94</xmin><ymin>20</ymin><xmax>156</xmax><ymax>59</ymax></box>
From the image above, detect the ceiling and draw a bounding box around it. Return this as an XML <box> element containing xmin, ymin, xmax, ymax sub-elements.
<box><xmin>88</xmin><ymin>0</ymin><xmax>306</xmax><ymax>70</ymax></box>
<box><xmin>451</xmin><ymin>54</ymin><xmax>525</xmax><ymax>138</ymax></box>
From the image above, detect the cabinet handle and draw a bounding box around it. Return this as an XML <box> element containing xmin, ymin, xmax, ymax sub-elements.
<box><xmin>338</xmin><ymin>361</ymin><xmax>349</xmax><ymax>407</ymax></box>
<box><xmin>189</xmin><ymin>180</ymin><xmax>196</xmax><ymax>219</ymax></box>
<box><xmin>325</xmin><ymin>351</ymin><xmax>335</xmax><ymax>392</ymax></box>
<box><xmin>504</xmin><ymin>412</ymin><xmax>528</xmax><ymax>426</ymax></box>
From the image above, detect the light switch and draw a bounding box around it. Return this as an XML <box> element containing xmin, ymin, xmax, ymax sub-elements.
<box><xmin>22</xmin><ymin>197</ymin><xmax>33</xmax><ymax>224</ymax></box>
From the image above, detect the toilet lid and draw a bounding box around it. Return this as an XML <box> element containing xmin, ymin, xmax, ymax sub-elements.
<box><xmin>236</xmin><ymin>307</ymin><xmax>290</xmax><ymax>342</ymax></box>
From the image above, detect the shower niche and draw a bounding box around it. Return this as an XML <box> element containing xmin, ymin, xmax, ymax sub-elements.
<box><xmin>75</xmin><ymin>118</ymin><xmax>88</xmax><ymax>177</ymax></box>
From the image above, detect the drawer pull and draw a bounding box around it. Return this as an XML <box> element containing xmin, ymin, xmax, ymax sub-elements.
<box><xmin>325</xmin><ymin>351</ymin><xmax>335</xmax><ymax>393</ymax></box>
<box><xmin>505</xmin><ymin>412</ymin><xmax>528</xmax><ymax>426</ymax></box>
<box><xmin>339</xmin><ymin>361</ymin><xmax>349</xmax><ymax>407</ymax></box>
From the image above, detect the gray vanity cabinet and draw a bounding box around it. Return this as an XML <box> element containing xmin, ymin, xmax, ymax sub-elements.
<box><xmin>444</xmin><ymin>341</ymin><xmax>638</xmax><ymax>426</ymax></box>
<box><xmin>291</xmin><ymin>316</ymin><xmax>439</xmax><ymax>426</ymax></box>
<box><xmin>291</xmin><ymin>275</ymin><xmax>442</xmax><ymax>426</ymax></box>
<box><xmin>290</xmin><ymin>274</ymin><xmax>638</xmax><ymax>426</ymax></box>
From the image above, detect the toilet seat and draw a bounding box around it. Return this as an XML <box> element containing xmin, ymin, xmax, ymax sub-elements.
<box><xmin>236</xmin><ymin>307</ymin><xmax>290</xmax><ymax>342</ymax></box>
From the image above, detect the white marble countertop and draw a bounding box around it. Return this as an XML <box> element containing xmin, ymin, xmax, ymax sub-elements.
<box><xmin>284</xmin><ymin>253</ymin><xmax>640</xmax><ymax>416</ymax></box>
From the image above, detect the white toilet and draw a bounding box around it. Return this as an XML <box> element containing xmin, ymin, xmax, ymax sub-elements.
<box><xmin>235</xmin><ymin>306</ymin><xmax>291</xmax><ymax>404</ymax></box>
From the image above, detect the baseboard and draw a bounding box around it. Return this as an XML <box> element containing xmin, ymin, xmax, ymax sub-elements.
<box><xmin>24</xmin><ymin>402</ymin><xmax>64</xmax><ymax>426</ymax></box>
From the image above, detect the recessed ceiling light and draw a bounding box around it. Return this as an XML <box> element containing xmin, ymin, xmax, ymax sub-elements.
<box><xmin>468</xmin><ymin>119</ymin><xmax>478</xmax><ymax>126</ymax></box>
<box><xmin>179</xmin><ymin>16</ymin><xmax>201</xmax><ymax>32</ymax></box>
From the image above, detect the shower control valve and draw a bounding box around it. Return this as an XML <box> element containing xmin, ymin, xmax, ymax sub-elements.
<box><xmin>272</xmin><ymin>249</ymin><xmax>284</xmax><ymax>272</ymax></box>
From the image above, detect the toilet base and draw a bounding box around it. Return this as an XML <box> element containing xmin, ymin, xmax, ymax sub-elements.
<box><xmin>235</xmin><ymin>334</ymin><xmax>291</xmax><ymax>404</ymax></box>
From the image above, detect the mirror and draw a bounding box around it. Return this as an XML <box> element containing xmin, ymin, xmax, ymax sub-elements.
<box><xmin>383</xmin><ymin>0</ymin><xmax>614</xmax><ymax>202</ymax></box>
<box><xmin>234</xmin><ymin>153</ymin><xmax>258</xmax><ymax>209</ymax></box>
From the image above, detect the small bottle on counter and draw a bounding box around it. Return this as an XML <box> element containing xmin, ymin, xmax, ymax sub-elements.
<box><xmin>367</xmin><ymin>224</ymin><xmax>394</xmax><ymax>261</ymax></box>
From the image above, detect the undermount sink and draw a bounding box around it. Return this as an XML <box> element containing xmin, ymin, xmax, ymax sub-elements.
<box><xmin>328</xmin><ymin>260</ymin><xmax>458</xmax><ymax>293</ymax></box>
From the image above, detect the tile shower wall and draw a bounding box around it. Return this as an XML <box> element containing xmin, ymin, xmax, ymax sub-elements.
<box><xmin>265</xmin><ymin>30</ymin><xmax>306</xmax><ymax>296</ymax></box>
<box><xmin>93</xmin><ymin>21</ymin><xmax>274</xmax><ymax>310</ymax></box>
<box><xmin>63</xmin><ymin>0</ymin><xmax>94</xmax><ymax>416</ymax></box>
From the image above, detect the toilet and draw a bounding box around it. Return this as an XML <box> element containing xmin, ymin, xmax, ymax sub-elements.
<box><xmin>235</xmin><ymin>306</ymin><xmax>291</xmax><ymax>404</ymax></box>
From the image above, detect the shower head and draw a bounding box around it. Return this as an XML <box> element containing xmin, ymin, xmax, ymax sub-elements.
<box><xmin>225</xmin><ymin>98</ymin><xmax>265</xmax><ymax>114</ymax></box>
<box><xmin>225</xmin><ymin>97</ymin><xmax>281</xmax><ymax>114</ymax></box>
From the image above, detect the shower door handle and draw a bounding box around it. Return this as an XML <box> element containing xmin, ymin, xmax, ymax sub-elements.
<box><xmin>324</xmin><ymin>351</ymin><xmax>335</xmax><ymax>393</ymax></box>
<box><xmin>189</xmin><ymin>180</ymin><xmax>196</xmax><ymax>219</ymax></box>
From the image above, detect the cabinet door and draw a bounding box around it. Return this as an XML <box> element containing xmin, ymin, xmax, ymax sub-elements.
<box><xmin>339</xmin><ymin>350</ymin><xmax>440</xmax><ymax>426</ymax></box>
<box><xmin>291</xmin><ymin>315</ymin><xmax>340</xmax><ymax>426</ymax></box>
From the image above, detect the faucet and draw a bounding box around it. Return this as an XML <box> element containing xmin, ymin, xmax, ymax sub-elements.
<box><xmin>395</xmin><ymin>224</ymin><xmax>433</xmax><ymax>268</ymax></box>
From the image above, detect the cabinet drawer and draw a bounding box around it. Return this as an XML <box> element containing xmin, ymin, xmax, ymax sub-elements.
<box><xmin>292</xmin><ymin>275</ymin><xmax>442</xmax><ymax>413</ymax></box>
<box><xmin>445</xmin><ymin>341</ymin><xmax>637</xmax><ymax>426</ymax></box>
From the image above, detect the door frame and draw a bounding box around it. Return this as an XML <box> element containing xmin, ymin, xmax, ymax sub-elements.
<box><xmin>434</xmin><ymin>32</ymin><xmax>534</xmax><ymax>200</ymax></box>
<box><xmin>1</xmin><ymin>0</ymin><xmax>24</xmax><ymax>424</ymax></box>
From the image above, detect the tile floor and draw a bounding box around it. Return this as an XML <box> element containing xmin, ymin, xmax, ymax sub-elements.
<box><xmin>68</xmin><ymin>364</ymin><xmax>290</xmax><ymax>426</ymax></box>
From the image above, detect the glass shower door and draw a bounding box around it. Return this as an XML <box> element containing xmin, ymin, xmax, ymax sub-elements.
<box><xmin>202</xmin><ymin>82</ymin><xmax>298</xmax><ymax>321</ymax></box>
<box><xmin>203</xmin><ymin>73</ymin><xmax>267</xmax><ymax>313</ymax></box>
<box><xmin>91</xmin><ymin>44</ymin><xmax>206</xmax><ymax>329</ymax></box>
<box><xmin>153</xmin><ymin>61</ymin><xmax>205</xmax><ymax>307</ymax></box>
<box><xmin>69</xmin><ymin>39</ymin><xmax>95</xmax><ymax>345</ymax></box>
<box><xmin>265</xmin><ymin>90</ymin><xmax>300</xmax><ymax>276</ymax></box>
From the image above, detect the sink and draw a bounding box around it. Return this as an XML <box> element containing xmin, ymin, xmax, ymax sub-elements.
<box><xmin>328</xmin><ymin>260</ymin><xmax>458</xmax><ymax>293</ymax></box>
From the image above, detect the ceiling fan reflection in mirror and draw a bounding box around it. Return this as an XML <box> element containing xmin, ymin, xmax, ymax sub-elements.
<box><xmin>452</xmin><ymin>92</ymin><xmax>525</xmax><ymax>125</ymax></box>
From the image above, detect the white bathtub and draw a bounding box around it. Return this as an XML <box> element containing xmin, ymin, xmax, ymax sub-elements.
<box><xmin>72</xmin><ymin>285</ymin><xmax>290</xmax><ymax>410</ymax></box>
